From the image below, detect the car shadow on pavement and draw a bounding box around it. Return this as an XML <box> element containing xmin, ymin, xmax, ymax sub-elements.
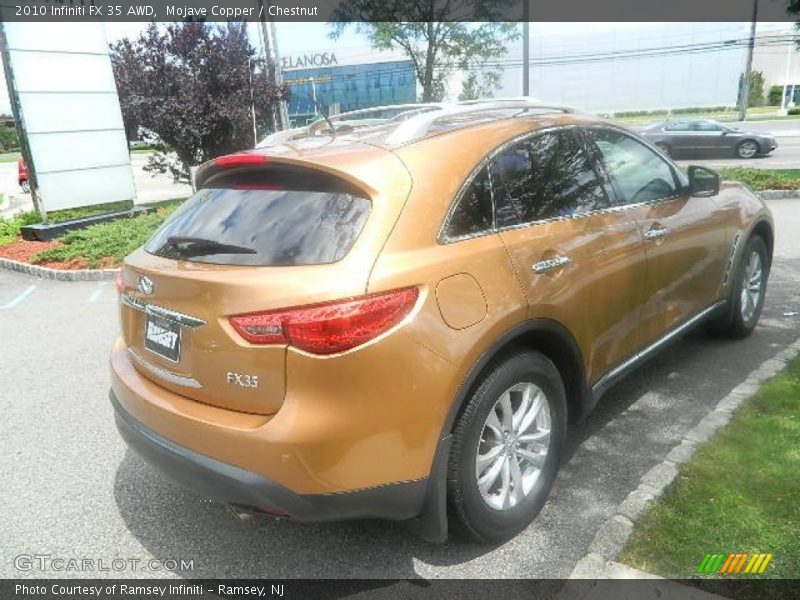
<box><xmin>113</xmin><ymin>449</ymin><xmax>497</xmax><ymax>579</ymax></box>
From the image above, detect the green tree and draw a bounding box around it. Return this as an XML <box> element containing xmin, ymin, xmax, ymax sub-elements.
<box><xmin>328</xmin><ymin>3</ymin><xmax>519</xmax><ymax>102</ymax></box>
<box><xmin>737</xmin><ymin>70</ymin><xmax>765</xmax><ymax>108</ymax></box>
<box><xmin>0</xmin><ymin>119</ymin><xmax>19</xmax><ymax>151</ymax></box>
<box><xmin>767</xmin><ymin>84</ymin><xmax>783</xmax><ymax>106</ymax></box>
<box><xmin>458</xmin><ymin>71</ymin><xmax>501</xmax><ymax>101</ymax></box>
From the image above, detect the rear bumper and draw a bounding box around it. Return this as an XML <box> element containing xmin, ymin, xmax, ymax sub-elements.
<box><xmin>111</xmin><ymin>390</ymin><xmax>427</xmax><ymax>522</ymax></box>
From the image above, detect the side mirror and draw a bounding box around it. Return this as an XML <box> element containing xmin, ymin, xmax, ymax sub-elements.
<box><xmin>688</xmin><ymin>165</ymin><xmax>720</xmax><ymax>197</ymax></box>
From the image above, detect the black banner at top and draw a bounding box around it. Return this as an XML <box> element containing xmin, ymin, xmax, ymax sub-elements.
<box><xmin>0</xmin><ymin>0</ymin><xmax>798</xmax><ymax>22</ymax></box>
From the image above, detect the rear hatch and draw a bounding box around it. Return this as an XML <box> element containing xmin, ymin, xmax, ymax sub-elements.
<box><xmin>118</xmin><ymin>151</ymin><xmax>411</xmax><ymax>415</ymax></box>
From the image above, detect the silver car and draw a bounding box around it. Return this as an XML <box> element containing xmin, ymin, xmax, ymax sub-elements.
<box><xmin>640</xmin><ymin>119</ymin><xmax>777</xmax><ymax>159</ymax></box>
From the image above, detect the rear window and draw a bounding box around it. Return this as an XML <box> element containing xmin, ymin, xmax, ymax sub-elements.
<box><xmin>145</xmin><ymin>168</ymin><xmax>371</xmax><ymax>266</ymax></box>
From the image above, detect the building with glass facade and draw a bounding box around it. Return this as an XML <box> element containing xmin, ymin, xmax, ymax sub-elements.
<box><xmin>282</xmin><ymin>56</ymin><xmax>417</xmax><ymax>125</ymax></box>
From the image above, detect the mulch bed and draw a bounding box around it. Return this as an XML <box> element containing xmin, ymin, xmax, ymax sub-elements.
<box><xmin>0</xmin><ymin>237</ymin><xmax>117</xmax><ymax>270</ymax></box>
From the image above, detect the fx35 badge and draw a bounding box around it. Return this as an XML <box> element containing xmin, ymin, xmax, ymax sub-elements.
<box><xmin>226</xmin><ymin>372</ymin><xmax>259</xmax><ymax>389</ymax></box>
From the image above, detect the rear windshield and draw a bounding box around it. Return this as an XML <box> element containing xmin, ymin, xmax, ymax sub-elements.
<box><xmin>145</xmin><ymin>168</ymin><xmax>371</xmax><ymax>266</ymax></box>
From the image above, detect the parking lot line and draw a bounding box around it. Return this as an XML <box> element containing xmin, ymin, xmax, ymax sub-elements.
<box><xmin>0</xmin><ymin>284</ymin><xmax>36</xmax><ymax>309</ymax></box>
<box><xmin>87</xmin><ymin>281</ymin><xmax>107</xmax><ymax>303</ymax></box>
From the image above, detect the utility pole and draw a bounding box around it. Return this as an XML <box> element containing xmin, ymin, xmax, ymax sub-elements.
<box><xmin>738</xmin><ymin>0</ymin><xmax>759</xmax><ymax>121</ymax></box>
<box><xmin>247</xmin><ymin>57</ymin><xmax>258</xmax><ymax>145</ymax></box>
<box><xmin>257</xmin><ymin>0</ymin><xmax>286</xmax><ymax>131</ymax></box>
<box><xmin>269</xmin><ymin>18</ymin><xmax>289</xmax><ymax>128</ymax></box>
<box><xmin>522</xmin><ymin>3</ymin><xmax>530</xmax><ymax>96</ymax></box>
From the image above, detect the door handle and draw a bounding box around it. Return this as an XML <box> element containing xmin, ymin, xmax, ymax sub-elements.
<box><xmin>644</xmin><ymin>227</ymin><xmax>668</xmax><ymax>241</ymax></box>
<box><xmin>532</xmin><ymin>255</ymin><xmax>571</xmax><ymax>274</ymax></box>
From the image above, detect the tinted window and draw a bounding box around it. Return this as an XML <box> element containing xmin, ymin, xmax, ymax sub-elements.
<box><xmin>590</xmin><ymin>129</ymin><xmax>680</xmax><ymax>205</ymax></box>
<box><xmin>490</xmin><ymin>129</ymin><xmax>609</xmax><ymax>227</ymax></box>
<box><xmin>145</xmin><ymin>169</ymin><xmax>370</xmax><ymax>266</ymax></box>
<box><xmin>692</xmin><ymin>121</ymin><xmax>723</xmax><ymax>131</ymax></box>
<box><xmin>445</xmin><ymin>166</ymin><xmax>493</xmax><ymax>239</ymax></box>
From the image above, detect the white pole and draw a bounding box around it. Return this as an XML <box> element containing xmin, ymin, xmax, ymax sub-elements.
<box><xmin>310</xmin><ymin>77</ymin><xmax>317</xmax><ymax>118</ymax></box>
<box><xmin>781</xmin><ymin>40</ymin><xmax>792</xmax><ymax>112</ymax></box>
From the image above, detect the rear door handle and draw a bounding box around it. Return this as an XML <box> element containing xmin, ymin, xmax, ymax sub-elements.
<box><xmin>532</xmin><ymin>256</ymin><xmax>571</xmax><ymax>274</ymax></box>
<box><xmin>644</xmin><ymin>227</ymin><xmax>668</xmax><ymax>241</ymax></box>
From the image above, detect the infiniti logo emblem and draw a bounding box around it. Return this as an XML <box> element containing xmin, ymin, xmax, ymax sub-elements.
<box><xmin>137</xmin><ymin>276</ymin><xmax>154</xmax><ymax>295</ymax></box>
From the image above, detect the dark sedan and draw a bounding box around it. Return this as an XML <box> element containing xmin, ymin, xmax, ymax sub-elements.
<box><xmin>640</xmin><ymin>119</ymin><xmax>777</xmax><ymax>159</ymax></box>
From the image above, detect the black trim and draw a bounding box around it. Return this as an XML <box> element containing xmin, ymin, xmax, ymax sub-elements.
<box><xmin>110</xmin><ymin>391</ymin><xmax>427</xmax><ymax>523</ymax></box>
<box><xmin>591</xmin><ymin>300</ymin><xmax>727</xmax><ymax>399</ymax></box>
<box><xmin>441</xmin><ymin>319</ymin><xmax>591</xmax><ymax>436</ymax></box>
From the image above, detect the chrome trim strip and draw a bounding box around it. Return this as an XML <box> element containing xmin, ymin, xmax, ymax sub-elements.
<box><xmin>127</xmin><ymin>349</ymin><xmax>202</xmax><ymax>389</ymax></box>
<box><xmin>120</xmin><ymin>293</ymin><xmax>206</xmax><ymax>328</ymax></box>
<box><xmin>592</xmin><ymin>300</ymin><xmax>726</xmax><ymax>395</ymax></box>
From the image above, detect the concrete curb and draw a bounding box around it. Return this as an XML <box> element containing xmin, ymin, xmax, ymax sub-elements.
<box><xmin>757</xmin><ymin>190</ymin><xmax>800</xmax><ymax>200</ymax></box>
<box><xmin>0</xmin><ymin>257</ymin><xmax>118</xmax><ymax>281</ymax></box>
<box><xmin>570</xmin><ymin>337</ymin><xmax>800</xmax><ymax>579</ymax></box>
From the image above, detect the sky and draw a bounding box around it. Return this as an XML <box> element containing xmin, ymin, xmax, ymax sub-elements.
<box><xmin>0</xmin><ymin>21</ymin><xmax>793</xmax><ymax>114</ymax></box>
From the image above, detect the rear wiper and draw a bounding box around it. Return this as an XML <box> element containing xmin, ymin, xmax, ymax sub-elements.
<box><xmin>164</xmin><ymin>236</ymin><xmax>257</xmax><ymax>257</ymax></box>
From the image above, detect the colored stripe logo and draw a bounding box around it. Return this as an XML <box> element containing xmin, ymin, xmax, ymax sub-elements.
<box><xmin>697</xmin><ymin>552</ymin><xmax>773</xmax><ymax>574</ymax></box>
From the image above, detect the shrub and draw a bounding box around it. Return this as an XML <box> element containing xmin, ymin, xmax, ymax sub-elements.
<box><xmin>0</xmin><ymin>210</ymin><xmax>41</xmax><ymax>245</ymax></box>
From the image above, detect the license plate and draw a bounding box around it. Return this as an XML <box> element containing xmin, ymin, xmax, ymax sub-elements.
<box><xmin>144</xmin><ymin>315</ymin><xmax>181</xmax><ymax>362</ymax></box>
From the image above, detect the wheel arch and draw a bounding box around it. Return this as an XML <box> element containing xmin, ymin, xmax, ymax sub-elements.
<box><xmin>443</xmin><ymin>319</ymin><xmax>592</xmax><ymax>435</ymax></box>
<box><xmin>750</xmin><ymin>218</ymin><xmax>774</xmax><ymax>264</ymax></box>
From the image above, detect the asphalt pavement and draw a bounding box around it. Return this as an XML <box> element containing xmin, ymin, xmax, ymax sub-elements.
<box><xmin>0</xmin><ymin>201</ymin><xmax>798</xmax><ymax>580</ymax></box>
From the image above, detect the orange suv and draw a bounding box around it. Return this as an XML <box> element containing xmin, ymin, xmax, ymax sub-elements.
<box><xmin>111</xmin><ymin>100</ymin><xmax>773</xmax><ymax>543</ymax></box>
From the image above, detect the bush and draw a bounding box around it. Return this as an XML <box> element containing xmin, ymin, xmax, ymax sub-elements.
<box><xmin>789</xmin><ymin>107</ymin><xmax>800</xmax><ymax>116</ymax></box>
<box><xmin>32</xmin><ymin>202</ymin><xmax>182</xmax><ymax>267</ymax></box>
<box><xmin>0</xmin><ymin>210</ymin><xmax>40</xmax><ymax>245</ymax></box>
<box><xmin>767</xmin><ymin>85</ymin><xmax>783</xmax><ymax>106</ymax></box>
<box><xmin>0</xmin><ymin>125</ymin><xmax>19</xmax><ymax>152</ymax></box>
<box><xmin>47</xmin><ymin>200</ymin><xmax>134</xmax><ymax>224</ymax></box>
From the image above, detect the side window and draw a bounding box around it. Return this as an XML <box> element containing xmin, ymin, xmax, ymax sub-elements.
<box><xmin>693</xmin><ymin>121</ymin><xmax>722</xmax><ymax>132</ymax></box>
<box><xmin>490</xmin><ymin>129</ymin><xmax>610</xmax><ymax>228</ymax></box>
<box><xmin>664</xmin><ymin>122</ymin><xmax>691</xmax><ymax>132</ymax></box>
<box><xmin>444</xmin><ymin>165</ymin><xmax>493</xmax><ymax>239</ymax></box>
<box><xmin>589</xmin><ymin>128</ymin><xmax>680</xmax><ymax>206</ymax></box>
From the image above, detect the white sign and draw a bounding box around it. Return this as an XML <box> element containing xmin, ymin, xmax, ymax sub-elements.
<box><xmin>1</xmin><ymin>23</ymin><xmax>136</xmax><ymax>213</ymax></box>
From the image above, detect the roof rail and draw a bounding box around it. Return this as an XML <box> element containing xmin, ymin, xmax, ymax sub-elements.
<box><xmin>384</xmin><ymin>99</ymin><xmax>577</xmax><ymax>146</ymax></box>
<box><xmin>256</xmin><ymin>103</ymin><xmax>445</xmax><ymax>147</ymax></box>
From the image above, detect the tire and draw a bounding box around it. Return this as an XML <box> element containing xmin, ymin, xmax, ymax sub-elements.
<box><xmin>446</xmin><ymin>350</ymin><xmax>567</xmax><ymax>543</ymax></box>
<box><xmin>736</xmin><ymin>140</ymin><xmax>759</xmax><ymax>159</ymax></box>
<box><xmin>707</xmin><ymin>236</ymin><xmax>769</xmax><ymax>338</ymax></box>
<box><xmin>654</xmin><ymin>142</ymin><xmax>671</xmax><ymax>157</ymax></box>
<box><xmin>20</xmin><ymin>180</ymin><xmax>30</xmax><ymax>194</ymax></box>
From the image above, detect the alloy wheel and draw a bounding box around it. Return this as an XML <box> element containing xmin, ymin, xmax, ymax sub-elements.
<box><xmin>737</xmin><ymin>141</ymin><xmax>758</xmax><ymax>159</ymax></box>
<box><xmin>740</xmin><ymin>250</ymin><xmax>763</xmax><ymax>322</ymax></box>
<box><xmin>475</xmin><ymin>382</ymin><xmax>551</xmax><ymax>510</ymax></box>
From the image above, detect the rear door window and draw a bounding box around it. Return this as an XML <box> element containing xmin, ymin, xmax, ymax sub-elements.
<box><xmin>490</xmin><ymin>128</ymin><xmax>610</xmax><ymax>227</ymax></box>
<box><xmin>145</xmin><ymin>168</ymin><xmax>370</xmax><ymax>266</ymax></box>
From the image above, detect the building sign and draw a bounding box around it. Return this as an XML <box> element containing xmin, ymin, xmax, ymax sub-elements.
<box><xmin>282</xmin><ymin>52</ymin><xmax>338</xmax><ymax>70</ymax></box>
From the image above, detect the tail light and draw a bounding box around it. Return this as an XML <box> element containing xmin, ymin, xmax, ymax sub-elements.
<box><xmin>229</xmin><ymin>287</ymin><xmax>419</xmax><ymax>355</ymax></box>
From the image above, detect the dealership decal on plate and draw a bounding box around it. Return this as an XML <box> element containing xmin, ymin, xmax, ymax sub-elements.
<box><xmin>144</xmin><ymin>315</ymin><xmax>181</xmax><ymax>362</ymax></box>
